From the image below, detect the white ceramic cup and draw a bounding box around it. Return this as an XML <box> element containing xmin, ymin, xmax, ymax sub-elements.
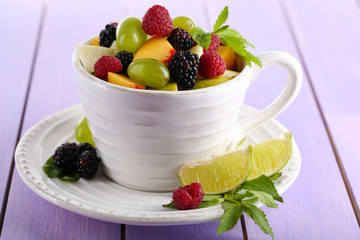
<box><xmin>73</xmin><ymin>38</ymin><xmax>302</xmax><ymax>192</ymax></box>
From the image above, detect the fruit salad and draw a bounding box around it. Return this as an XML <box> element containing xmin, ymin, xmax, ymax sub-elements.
<box><xmin>76</xmin><ymin>5</ymin><xmax>260</xmax><ymax>91</ymax></box>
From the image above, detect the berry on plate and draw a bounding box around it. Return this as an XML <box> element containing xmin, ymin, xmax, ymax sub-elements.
<box><xmin>94</xmin><ymin>55</ymin><xmax>123</xmax><ymax>79</ymax></box>
<box><xmin>142</xmin><ymin>5</ymin><xmax>173</xmax><ymax>36</ymax></box>
<box><xmin>172</xmin><ymin>182</ymin><xmax>204</xmax><ymax>210</ymax></box>
<box><xmin>53</xmin><ymin>142</ymin><xmax>79</xmax><ymax>170</ymax></box>
<box><xmin>75</xmin><ymin>151</ymin><xmax>101</xmax><ymax>179</ymax></box>
<box><xmin>198</xmin><ymin>52</ymin><xmax>226</xmax><ymax>78</ymax></box>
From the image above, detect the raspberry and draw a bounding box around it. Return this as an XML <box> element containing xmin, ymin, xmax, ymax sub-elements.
<box><xmin>94</xmin><ymin>55</ymin><xmax>123</xmax><ymax>79</ymax></box>
<box><xmin>75</xmin><ymin>151</ymin><xmax>101</xmax><ymax>179</ymax></box>
<box><xmin>167</xmin><ymin>28</ymin><xmax>194</xmax><ymax>51</ymax></box>
<box><xmin>172</xmin><ymin>183</ymin><xmax>204</xmax><ymax>210</ymax></box>
<box><xmin>115</xmin><ymin>51</ymin><xmax>134</xmax><ymax>74</ymax></box>
<box><xmin>203</xmin><ymin>34</ymin><xmax>220</xmax><ymax>53</ymax></box>
<box><xmin>99</xmin><ymin>24</ymin><xmax>117</xmax><ymax>48</ymax></box>
<box><xmin>78</xmin><ymin>142</ymin><xmax>96</xmax><ymax>154</ymax></box>
<box><xmin>168</xmin><ymin>50</ymin><xmax>199</xmax><ymax>89</ymax></box>
<box><xmin>142</xmin><ymin>5</ymin><xmax>173</xmax><ymax>36</ymax></box>
<box><xmin>198</xmin><ymin>52</ymin><xmax>226</xmax><ymax>78</ymax></box>
<box><xmin>53</xmin><ymin>142</ymin><xmax>79</xmax><ymax>170</ymax></box>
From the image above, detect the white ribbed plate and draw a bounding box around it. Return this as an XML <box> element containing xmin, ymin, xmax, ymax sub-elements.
<box><xmin>15</xmin><ymin>104</ymin><xmax>301</xmax><ymax>225</ymax></box>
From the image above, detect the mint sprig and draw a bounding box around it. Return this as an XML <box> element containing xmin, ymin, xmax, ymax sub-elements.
<box><xmin>192</xmin><ymin>6</ymin><xmax>261</xmax><ymax>67</ymax></box>
<box><xmin>162</xmin><ymin>175</ymin><xmax>282</xmax><ymax>239</ymax></box>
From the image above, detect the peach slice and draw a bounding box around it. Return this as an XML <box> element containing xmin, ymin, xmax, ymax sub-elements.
<box><xmin>92</xmin><ymin>36</ymin><xmax>100</xmax><ymax>46</ymax></box>
<box><xmin>107</xmin><ymin>72</ymin><xmax>145</xmax><ymax>89</ymax></box>
<box><xmin>133</xmin><ymin>37</ymin><xmax>176</xmax><ymax>66</ymax></box>
<box><xmin>216</xmin><ymin>46</ymin><xmax>237</xmax><ymax>70</ymax></box>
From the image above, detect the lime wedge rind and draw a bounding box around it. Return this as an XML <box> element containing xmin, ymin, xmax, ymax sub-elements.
<box><xmin>247</xmin><ymin>131</ymin><xmax>292</xmax><ymax>181</ymax></box>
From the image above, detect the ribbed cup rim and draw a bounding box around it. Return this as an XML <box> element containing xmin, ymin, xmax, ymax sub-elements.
<box><xmin>72</xmin><ymin>36</ymin><xmax>254</xmax><ymax>96</ymax></box>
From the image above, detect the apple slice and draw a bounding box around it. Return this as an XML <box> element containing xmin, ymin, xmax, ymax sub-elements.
<box><xmin>189</xmin><ymin>44</ymin><xmax>203</xmax><ymax>58</ymax></box>
<box><xmin>133</xmin><ymin>37</ymin><xmax>176</xmax><ymax>66</ymax></box>
<box><xmin>76</xmin><ymin>44</ymin><xmax>114</xmax><ymax>73</ymax></box>
<box><xmin>223</xmin><ymin>70</ymin><xmax>240</xmax><ymax>80</ymax></box>
<box><xmin>107</xmin><ymin>72</ymin><xmax>145</xmax><ymax>89</ymax></box>
<box><xmin>192</xmin><ymin>76</ymin><xmax>228</xmax><ymax>89</ymax></box>
<box><xmin>110</xmin><ymin>41</ymin><xmax>121</xmax><ymax>56</ymax></box>
<box><xmin>150</xmin><ymin>82</ymin><xmax>178</xmax><ymax>91</ymax></box>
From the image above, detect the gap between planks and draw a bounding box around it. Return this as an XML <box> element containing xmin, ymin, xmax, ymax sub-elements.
<box><xmin>278</xmin><ymin>0</ymin><xmax>360</xmax><ymax>226</ymax></box>
<box><xmin>0</xmin><ymin>0</ymin><xmax>48</xmax><ymax>235</ymax></box>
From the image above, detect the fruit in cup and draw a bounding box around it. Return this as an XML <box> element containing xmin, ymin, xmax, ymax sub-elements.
<box><xmin>133</xmin><ymin>37</ymin><xmax>176</xmax><ymax>66</ymax></box>
<box><xmin>127</xmin><ymin>58</ymin><xmax>170</xmax><ymax>88</ymax></box>
<box><xmin>77</xmin><ymin>5</ymin><xmax>260</xmax><ymax>90</ymax></box>
<box><xmin>107</xmin><ymin>72</ymin><xmax>145</xmax><ymax>89</ymax></box>
<box><xmin>216</xmin><ymin>45</ymin><xmax>237</xmax><ymax>70</ymax></box>
<box><xmin>116</xmin><ymin>17</ymin><xmax>147</xmax><ymax>53</ymax></box>
<box><xmin>76</xmin><ymin>44</ymin><xmax>114</xmax><ymax>73</ymax></box>
<box><xmin>173</xmin><ymin>16</ymin><xmax>196</xmax><ymax>35</ymax></box>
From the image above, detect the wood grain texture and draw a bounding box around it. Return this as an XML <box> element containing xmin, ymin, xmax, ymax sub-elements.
<box><xmin>206</xmin><ymin>0</ymin><xmax>360</xmax><ymax>239</ymax></box>
<box><xmin>1</xmin><ymin>0</ymin><xmax>126</xmax><ymax>239</ymax></box>
<box><xmin>0</xmin><ymin>0</ymin><xmax>43</xmax><ymax>216</ymax></box>
<box><xmin>283</xmin><ymin>0</ymin><xmax>360</xmax><ymax>219</ymax></box>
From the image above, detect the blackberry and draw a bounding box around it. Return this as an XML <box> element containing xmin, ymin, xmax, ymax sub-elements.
<box><xmin>167</xmin><ymin>28</ymin><xmax>194</xmax><ymax>51</ymax></box>
<box><xmin>99</xmin><ymin>24</ymin><xmax>116</xmax><ymax>48</ymax></box>
<box><xmin>168</xmin><ymin>50</ymin><xmax>199</xmax><ymax>89</ymax></box>
<box><xmin>53</xmin><ymin>142</ymin><xmax>79</xmax><ymax>170</ymax></box>
<box><xmin>78</xmin><ymin>142</ymin><xmax>96</xmax><ymax>154</ymax></box>
<box><xmin>115</xmin><ymin>51</ymin><xmax>134</xmax><ymax>74</ymax></box>
<box><xmin>76</xmin><ymin>151</ymin><xmax>101</xmax><ymax>179</ymax></box>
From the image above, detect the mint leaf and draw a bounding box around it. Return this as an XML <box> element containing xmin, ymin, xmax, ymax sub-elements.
<box><xmin>217</xmin><ymin>202</ymin><xmax>243</xmax><ymax>235</ymax></box>
<box><xmin>240</xmin><ymin>175</ymin><xmax>283</xmax><ymax>202</ymax></box>
<box><xmin>221</xmin><ymin>200</ymin><xmax>234</xmax><ymax>212</ymax></box>
<box><xmin>213</xmin><ymin>6</ymin><xmax>229</xmax><ymax>32</ymax></box>
<box><xmin>231</xmin><ymin>192</ymin><xmax>254</xmax><ymax>202</ymax></box>
<box><xmin>162</xmin><ymin>201</ymin><xmax>176</xmax><ymax>209</ymax></box>
<box><xmin>214</xmin><ymin>25</ymin><xmax>229</xmax><ymax>34</ymax></box>
<box><xmin>244</xmin><ymin>190</ymin><xmax>278</xmax><ymax>209</ymax></box>
<box><xmin>42</xmin><ymin>156</ymin><xmax>62</xmax><ymax>178</ymax></box>
<box><xmin>243</xmin><ymin>203</ymin><xmax>274</xmax><ymax>240</ymax></box>
<box><xmin>198</xmin><ymin>199</ymin><xmax>221</xmax><ymax>208</ymax></box>
<box><xmin>192</xmin><ymin>27</ymin><xmax>212</xmax><ymax>49</ymax></box>
<box><xmin>218</xmin><ymin>28</ymin><xmax>262</xmax><ymax>67</ymax></box>
<box><xmin>203</xmin><ymin>194</ymin><xmax>223</xmax><ymax>201</ymax></box>
<box><xmin>59</xmin><ymin>172</ymin><xmax>80</xmax><ymax>182</ymax></box>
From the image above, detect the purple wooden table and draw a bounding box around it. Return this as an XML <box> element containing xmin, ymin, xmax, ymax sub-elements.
<box><xmin>1</xmin><ymin>0</ymin><xmax>360</xmax><ymax>239</ymax></box>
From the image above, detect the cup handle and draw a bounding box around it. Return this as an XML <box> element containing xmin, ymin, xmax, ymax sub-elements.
<box><xmin>231</xmin><ymin>51</ymin><xmax>303</xmax><ymax>145</ymax></box>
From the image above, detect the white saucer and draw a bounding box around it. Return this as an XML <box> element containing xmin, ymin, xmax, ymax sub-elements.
<box><xmin>15</xmin><ymin>104</ymin><xmax>301</xmax><ymax>226</ymax></box>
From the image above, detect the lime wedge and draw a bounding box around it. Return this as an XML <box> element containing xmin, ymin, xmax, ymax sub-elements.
<box><xmin>75</xmin><ymin>116</ymin><xmax>95</xmax><ymax>147</ymax></box>
<box><xmin>247</xmin><ymin>132</ymin><xmax>292</xmax><ymax>181</ymax></box>
<box><xmin>178</xmin><ymin>147</ymin><xmax>252</xmax><ymax>194</ymax></box>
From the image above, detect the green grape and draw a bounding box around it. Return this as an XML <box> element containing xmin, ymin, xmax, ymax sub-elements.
<box><xmin>127</xmin><ymin>59</ymin><xmax>170</xmax><ymax>88</ymax></box>
<box><xmin>116</xmin><ymin>17</ymin><xmax>147</xmax><ymax>53</ymax></box>
<box><xmin>173</xmin><ymin>16</ymin><xmax>196</xmax><ymax>35</ymax></box>
<box><xmin>75</xmin><ymin>116</ymin><xmax>95</xmax><ymax>147</ymax></box>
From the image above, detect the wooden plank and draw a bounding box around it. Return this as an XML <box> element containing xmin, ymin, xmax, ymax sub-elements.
<box><xmin>205</xmin><ymin>0</ymin><xmax>360</xmax><ymax>239</ymax></box>
<box><xmin>0</xmin><ymin>0</ymin><xmax>43</xmax><ymax>222</ymax></box>
<box><xmin>124</xmin><ymin>0</ymin><xmax>245</xmax><ymax>239</ymax></box>
<box><xmin>0</xmin><ymin>0</ymin><xmax>126</xmax><ymax>239</ymax></box>
<box><xmin>283</xmin><ymin>0</ymin><xmax>360</xmax><ymax>221</ymax></box>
